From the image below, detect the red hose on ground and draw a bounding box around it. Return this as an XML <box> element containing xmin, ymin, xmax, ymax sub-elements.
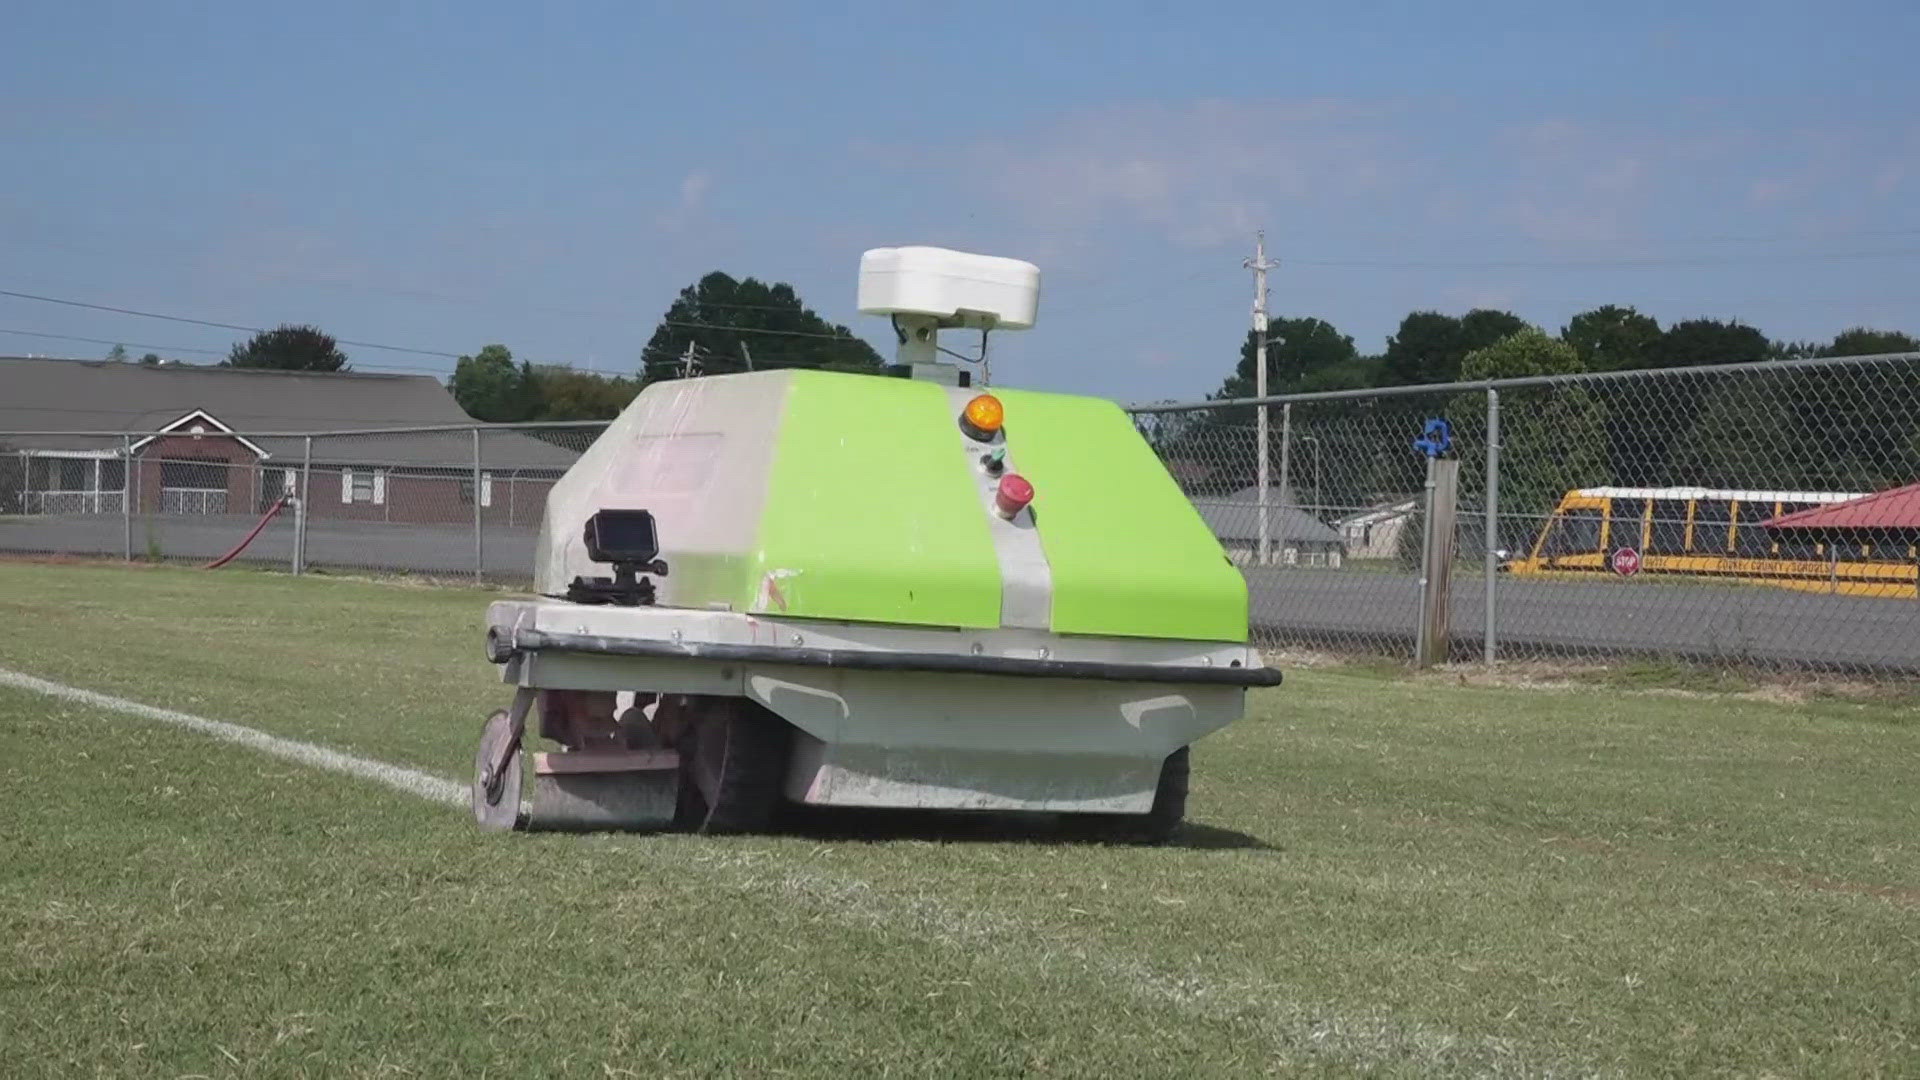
<box><xmin>203</xmin><ymin>495</ymin><xmax>292</xmax><ymax>570</ymax></box>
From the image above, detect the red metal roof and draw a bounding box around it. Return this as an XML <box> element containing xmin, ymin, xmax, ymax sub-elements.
<box><xmin>1767</xmin><ymin>482</ymin><xmax>1920</xmax><ymax>529</ymax></box>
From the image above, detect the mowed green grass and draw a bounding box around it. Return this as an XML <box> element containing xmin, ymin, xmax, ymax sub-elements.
<box><xmin>1</xmin><ymin>562</ymin><xmax>1916</xmax><ymax>1078</ymax></box>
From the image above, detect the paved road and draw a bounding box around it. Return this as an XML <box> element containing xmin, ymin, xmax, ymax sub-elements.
<box><xmin>5</xmin><ymin>514</ymin><xmax>1917</xmax><ymax>671</ymax></box>
<box><xmin>1243</xmin><ymin>566</ymin><xmax>1920</xmax><ymax>672</ymax></box>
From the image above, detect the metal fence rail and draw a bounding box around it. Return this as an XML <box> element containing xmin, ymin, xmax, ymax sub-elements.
<box><xmin>0</xmin><ymin>423</ymin><xmax>611</xmax><ymax>583</ymax></box>
<box><xmin>1133</xmin><ymin>351</ymin><xmax>1920</xmax><ymax>674</ymax></box>
<box><xmin>3</xmin><ymin>351</ymin><xmax>1916</xmax><ymax>675</ymax></box>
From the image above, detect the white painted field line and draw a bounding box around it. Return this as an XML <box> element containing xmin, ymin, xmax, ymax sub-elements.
<box><xmin>2</xmin><ymin>666</ymin><xmax>1544</xmax><ymax>1073</ymax></box>
<box><xmin>0</xmin><ymin>667</ymin><xmax>465</xmax><ymax>807</ymax></box>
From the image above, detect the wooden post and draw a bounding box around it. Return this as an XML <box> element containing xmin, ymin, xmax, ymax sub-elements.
<box><xmin>1415</xmin><ymin>456</ymin><xmax>1460</xmax><ymax>668</ymax></box>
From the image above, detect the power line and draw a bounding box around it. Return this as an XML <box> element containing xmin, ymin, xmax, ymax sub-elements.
<box><xmin>0</xmin><ymin>288</ymin><xmax>462</xmax><ymax>358</ymax></box>
<box><xmin>0</xmin><ymin>285</ymin><xmax>888</xmax><ymax>368</ymax></box>
<box><xmin>656</xmin><ymin>318</ymin><xmax>871</xmax><ymax>342</ymax></box>
<box><xmin>0</xmin><ymin>331</ymin><xmax>779</xmax><ymax>382</ymax></box>
<box><xmin>1289</xmin><ymin>248</ymin><xmax>1920</xmax><ymax>271</ymax></box>
<box><xmin>0</xmin><ymin>327</ymin><xmax>227</xmax><ymax>356</ymax></box>
<box><xmin>0</xmin><ymin>399</ymin><xmax>496</xmax><ymax>426</ymax></box>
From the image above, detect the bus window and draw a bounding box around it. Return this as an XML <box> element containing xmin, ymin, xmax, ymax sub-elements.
<box><xmin>1773</xmin><ymin>504</ymin><xmax>1820</xmax><ymax>560</ymax></box>
<box><xmin>1733</xmin><ymin>500</ymin><xmax>1775</xmax><ymax>556</ymax></box>
<box><xmin>1693</xmin><ymin>499</ymin><xmax>1733</xmax><ymax>553</ymax></box>
<box><xmin>1647</xmin><ymin>499</ymin><xmax>1689</xmax><ymax>554</ymax></box>
<box><xmin>1606</xmin><ymin>498</ymin><xmax>1647</xmax><ymax>550</ymax></box>
<box><xmin>1775</xmin><ymin>530</ymin><xmax>1822</xmax><ymax>561</ymax></box>
<box><xmin>1544</xmin><ymin>509</ymin><xmax>1603</xmax><ymax>557</ymax></box>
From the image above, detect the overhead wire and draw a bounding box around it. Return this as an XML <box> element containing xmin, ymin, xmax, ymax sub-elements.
<box><xmin>1287</xmin><ymin>248</ymin><xmax>1920</xmax><ymax>271</ymax></box>
<box><xmin>11</xmin><ymin>225</ymin><xmax>1918</xmax><ymax>386</ymax></box>
<box><xmin>0</xmin><ymin>327</ymin><xmax>227</xmax><ymax>357</ymax></box>
<box><xmin>0</xmin><ymin>288</ymin><xmax>461</xmax><ymax>358</ymax></box>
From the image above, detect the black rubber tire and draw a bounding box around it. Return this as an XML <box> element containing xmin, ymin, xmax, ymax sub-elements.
<box><xmin>1061</xmin><ymin>747</ymin><xmax>1189</xmax><ymax>845</ymax></box>
<box><xmin>673</xmin><ymin>697</ymin><xmax>792</xmax><ymax>834</ymax></box>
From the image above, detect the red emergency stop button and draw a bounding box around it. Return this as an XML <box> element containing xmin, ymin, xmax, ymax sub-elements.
<box><xmin>994</xmin><ymin>473</ymin><xmax>1034</xmax><ymax>519</ymax></box>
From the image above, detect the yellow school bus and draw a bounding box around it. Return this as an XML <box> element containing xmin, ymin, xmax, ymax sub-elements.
<box><xmin>1505</xmin><ymin>486</ymin><xmax>1920</xmax><ymax>599</ymax></box>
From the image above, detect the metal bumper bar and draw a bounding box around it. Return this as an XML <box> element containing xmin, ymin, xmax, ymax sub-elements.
<box><xmin>490</xmin><ymin>626</ymin><xmax>1283</xmax><ymax>688</ymax></box>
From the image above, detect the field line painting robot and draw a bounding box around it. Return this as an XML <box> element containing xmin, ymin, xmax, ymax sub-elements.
<box><xmin>473</xmin><ymin>246</ymin><xmax>1280</xmax><ymax>841</ymax></box>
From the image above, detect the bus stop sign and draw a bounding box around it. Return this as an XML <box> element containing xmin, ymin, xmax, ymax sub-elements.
<box><xmin>1611</xmin><ymin>547</ymin><xmax>1642</xmax><ymax>577</ymax></box>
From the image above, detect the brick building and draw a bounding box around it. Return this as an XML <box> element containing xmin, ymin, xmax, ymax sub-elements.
<box><xmin>1</xmin><ymin>356</ymin><xmax>582</xmax><ymax>526</ymax></box>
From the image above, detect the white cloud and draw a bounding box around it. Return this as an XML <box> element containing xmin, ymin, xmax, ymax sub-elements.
<box><xmin>865</xmin><ymin>101</ymin><xmax>1920</xmax><ymax>276</ymax></box>
<box><xmin>948</xmin><ymin>99</ymin><xmax>1398</xmax><ymax>249</ymax></box>
<box><xmin>1748</xmin><ymin>178</ymin><xmax>1793</xmax><ymax>207</ymax></box>
<box><xmin>656</xmin><ymin>169</ymin><xmax>713</xmax><ymax>231</ymax></box>
<box><xmin>680</xmin><ymin>170</ymin><xmax>711</xmax><ymax>210</ymax></box>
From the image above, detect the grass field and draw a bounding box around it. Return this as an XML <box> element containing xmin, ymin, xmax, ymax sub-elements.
<box><xmin>2</xmin><ymin>562</ymin><xmax>1916</xmax><ymax>1077</ymax></box>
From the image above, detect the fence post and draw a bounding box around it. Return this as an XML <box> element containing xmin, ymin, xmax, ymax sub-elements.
<box><xmin>1271</xmin><ymin>403</ymin><xmax>1291</xmax><ymax>566</ymax></box>
<box><xmin>472</xmin><ymin>427</ymin><xmax>484</xmax><ymax>585</ymax></box>
<box><xmin>1255</xmin><ymin>407</ymin><xmax>1271</xmax><ymax>566</ymax></box>
<box><xmin>130</xmin><ymin>444</ymin><xmax>141</xmax><ymax>555</ymax></box>
<box><xmin>1415</xmin><ymin>456</ymin><xmax>1460</xmax><ymax>668</ymax></box>
<box><xmin>1483</xmin><ymin>388</ymin><xmax>1500</xmax><ymax>664</ymax></box>
<box><xmin>121</xmin><ymin>435</ymin><xmax>133</xmax><ymax>562</ymax></box>
<box><xmin>295</xmin><ymin>436</ymin><xmax>313</xmax><ymax>575</ymax></box>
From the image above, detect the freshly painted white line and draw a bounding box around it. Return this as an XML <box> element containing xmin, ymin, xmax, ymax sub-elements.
<box><xmin>0</xmin><ymin>666</ymin><xmax>1529</xmax><ymax>1072</ymax></box>
<box><xmin>0</xmin><ymin>667</ymin><xmax>465</xmax><ymax>806</ymax></box>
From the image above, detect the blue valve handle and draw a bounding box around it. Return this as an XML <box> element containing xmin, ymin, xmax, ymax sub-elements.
<box><xmin>1413</xmin><ymin>418</ymin><xmax>1452</xmax><ymax>458</ymax></box>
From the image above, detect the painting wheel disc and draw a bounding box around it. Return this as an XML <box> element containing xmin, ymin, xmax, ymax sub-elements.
<box><xmin>472</xmin><ymin>709</ymin><xmax>524</xmax><ymax>832</ymax></box>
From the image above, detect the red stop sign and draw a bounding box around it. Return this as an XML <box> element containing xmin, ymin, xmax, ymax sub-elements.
<box><xmin>1611</xmin><ymin>547</ymin><xmax>1642</xmax><ymax>577</ymax></box>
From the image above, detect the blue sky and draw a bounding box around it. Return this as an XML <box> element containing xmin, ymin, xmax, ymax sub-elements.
<box><xmin>3</xmin><ymin>0</ymin><xmax>1916</xmax><ymax>403</ymax></box>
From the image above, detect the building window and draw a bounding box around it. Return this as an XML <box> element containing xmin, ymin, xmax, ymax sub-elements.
<box><xmin>341</xmin><ymin>468</ymin><xmax>386</xmax><ymax>505</ymax></box>
<box><xmin>160</xmin><ymin>458</ymin><xmax>227</xmax><ymax>490</ymax></box>
<box><xmin>458</xmin><ymin>473</ymin><xmax>494</xmax><ymax>508</ymax></box>
<box><xmin>58</xmin><ymin>458</ymin><xmax>89</xmax><ymax>490</ymax></box>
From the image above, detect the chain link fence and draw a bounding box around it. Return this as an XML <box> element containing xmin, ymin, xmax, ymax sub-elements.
<box><xmin>3</xmin><ymin>351</ymin><xmax>1917</xmax><ymax>675</ymax></box>
<box><xmin>1136</xmin><ymin>351</ymin><xmax>1920</xmax><ymax>675</ymax></box>
<box><xmin>0</xmin><ymin>423</ymin><xmax>608</xmax><ymax>582</ymax></box>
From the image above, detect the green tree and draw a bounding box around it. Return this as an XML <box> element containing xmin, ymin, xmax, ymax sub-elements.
<box><xmin>1453</xmin><ymin>329</ymin><xmax>1606</xmax><ymax>549</ymax></box>
<box><xmin>1167</xmin><ymin>318</ymin><xmax>1381</xmax><ymax>498</ymax></box>
<box><xmin>138</xmin><ymin>352</ymin><xmax>161</xmax><ymax>366</ymax></box>
<box><xmin>105</xmin><ymin>344</ymin><xmax>129</xmax><ymax>362</ymax></box>
<box><xmin>225</xmin><ymin>325</ymin><xmax>349</xmax><ymax>372</ymax></box>
<box><xmin>1668</xmin><ymin>369</ymin><xmax>1800</xmax><ymax>488</ymax></box>
<box><xmin>1380</xmin><ymin>312</ymin><xmax>1460</xmax><ymax>386</ymax></box>
<box><xmin>527</xmin><ymin>366</ymin><xmax>641</xmax><ymax>421</ymax></box>
<box><xmin>449</xmin><ymin>344</ymin><xmax>538</xmax><ymax>422</ymax></box>
<box><xmin>1561</xmin><ymin>305</ymin><xmax>1661</xmax><ymax>371</ymax></box>
<box><xmin>1650</xmin><ymin>319</ymin><xmax>1769</xmax><ymax>368</ymax></box>
<box><xmin>1599</xmin><ymin>318</ymin><xmax>1769</xmax><ymax>485</ymax></box>
<box><xmin>1213</xmin><ymin>317</ymin><xmax>1360</xmax><ymax>399</ymax></box>
<box><xmin>641</xmin><ymin>272</ymin><xmax>882</xmax><ymax>384</ymax></box>
<box><xmin>1380</xmin><ymin>309</ymin><xmax>1527</xmax><ymax>386</ymax></box>
<box><xmin>1460</xmin><ymin>309</ymin><xmax>1530</xmax><ymax>353</ymax></box>
<box><xmin>1786</xmin><ymin>328</ymin><xmax>1920</xmax><ymax>490</ymax></box>
<box><xmin>1819</xmin><ymin>327</ymin><xmax>1919</xmax><ymax>357</ymax></box>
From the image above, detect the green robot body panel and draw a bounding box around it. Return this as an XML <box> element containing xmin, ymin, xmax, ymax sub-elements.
<box><xmin>536</xmin><ymin>369</ymin><xmax>1246</xmax><ymax>643</ymax></box>
<box><xmin>533</xmin><ymin>365</ymin><xmax>1244</xmax><ymax>641</ymax></box>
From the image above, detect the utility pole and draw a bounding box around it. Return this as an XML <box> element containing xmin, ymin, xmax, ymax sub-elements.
<box><xmin>1244</xmin><ymin>230</ymin><xmax>1279</xmax><ymax>565</ymax></box>
<box><xmin>740</xmin><ymin>341</ymin><xmax>754</xmax><ymax>372</ymax></box>
<box><xmin>677</xmin><ymin>341</ymin><xmax>702</xmax><ymax>379</ymax></box>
